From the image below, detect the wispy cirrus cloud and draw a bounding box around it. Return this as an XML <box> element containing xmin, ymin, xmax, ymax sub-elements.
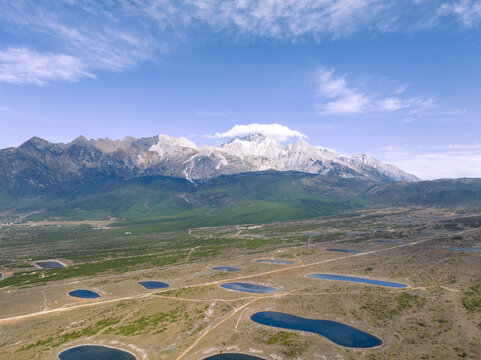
<box><xmin>0</xmin><ymin>1</ymin><xmax>479</xmax><ymax>85</ymax></box>
<box><xmin>313</xmin><ymin>68</ymin><xmax>435</xmax><ymax>115</ymax></box>
<box><xmin>0</xmin><ymin>48</ymin><xmax>94</xmax><ymax>85</ymax></box>
<box><xmin>374</xmin><ymin>143</ymin><xmax>481</xmax><ymax>179</ymax></box>
<box><xmin>438</xmin><ymin>0</ymin><xmax>481</xmax><ymax>26</ymax></box>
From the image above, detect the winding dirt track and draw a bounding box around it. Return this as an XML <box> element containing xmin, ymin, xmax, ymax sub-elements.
<box><xmin>1</xmin><ymin>225</ymin><xmax>479</xmax><ymax>359</ymax></box>
<box><xmin>0</xmin><ymin>233</ymin><xmax>450</xmax><ymax>327</ymax></box>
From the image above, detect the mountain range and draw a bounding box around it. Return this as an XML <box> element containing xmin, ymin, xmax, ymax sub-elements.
<box><xmin>0</xmin><ymin>133</ymin><xmax>417</xmax><ymax>196</ymax></box>
<box><xmin>2</xmin><ymin>133</ymin><xmax>479</xmax><ymax>228</ymax></box>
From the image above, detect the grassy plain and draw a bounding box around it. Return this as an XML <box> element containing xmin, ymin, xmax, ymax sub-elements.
<box><xmin>0</xmin><ymin>206</ymin><xmax>480</xmax><ymax>359</ymax></box>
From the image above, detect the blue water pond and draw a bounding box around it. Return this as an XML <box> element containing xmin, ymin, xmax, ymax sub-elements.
<box><xmin>326</xmin><ymin>249</ymin><xmax>361</xmax><ymax>253</ymax></box>
<box><xmin>69</xmin><ymin>289</ymin><xmax>101</xmax><ymax>299</ymax></box>
<box><xmin>220</xmin><ymin>282</ymin><xmax>279</xmax><ymax>294</ymax></box>
<box><xmin>58</xmin><ymin>345</ymin><xmax>136</xmax><ymax>360</ymax></box>
<box><xmin>212</xmin><ymin>266</ymin><xmax>241</xmax><ymax>272</ymax></box>
<box><xmin>374</xmin><ymin>240</ymin><xmax>405</xmax><ymax>244</ymax></box>
<box><xmin>443</xmin><ymin>247</ymin><xmax>481</xmax><ymax>252</ymax></box>
<box><xmin>307</xmin><ymin>274</ymin><xmax>407</xmax><ymax>288</ymax></box>
<box><xmin>0</xmin><ymin>272</ymin><xmax>3</xmax><ymax>279</ymax></box>
<box><xmin>35</xmin><ymin>260</ymin><xmax>64</xmax><ymax>269</ymax></box>
<box><xmin>251</xmin><ymin>311</ymin><xmax>382</xmax><ymax>348</ymax></box>
<box><xmin>138</xmin><ymin>281</ymin><xmax>170</xmax><ymax>289</ymax></box>
<box><xmin>340</xmin><ymin>231</ymin><xmax>368</xmax><ymax>235</ymax></box>
<box><xmin>256</xmin><ymin>260</ymin><xmax>294</xmax><ymax>265</ymax></box>
<box><xmin>203</xmin><ymin>354</ymin><xmax>265</xmax><ymax>360</ymax></box>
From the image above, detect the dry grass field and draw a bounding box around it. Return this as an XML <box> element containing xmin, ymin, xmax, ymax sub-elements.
<box><xmin>0</xmin><ymin>207</ymin><xmax>480</xmax><ymax>359</ymax></box>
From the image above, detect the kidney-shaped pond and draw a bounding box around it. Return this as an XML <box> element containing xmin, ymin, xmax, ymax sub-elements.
<box><xmin>0</xmin><ymin>272</ymin><xmax>3</xmax><ymax>280</ymax></box>
<box><xmin>220</xmin><ymin>282</ymin><xmax>279</xmax><ymax>294</ymax></box>
<box><xmin>35</xmin><ymin>260</ymin><xmax>64</xmax><ymax>269</ymax></box>
<box><xmin>326</xmin><ymin>249</ymin><xmax>360</xmax><ymax>253</ymax></box>
<box><xmin>307</xmin><ymin>274</ymin><xmax>407</xmax><ymax>288</ymax></box>
<box><xmin>256</xmin><ymin>260</ymin><xmax>294</xmax><ymax>265</ymax></box>
<box><xmin>251</xmin><ymin>311</ymin><xmax>382</xmax><ymax>348</ymax></box>
<box><xmin>138</xmin><ymin>281</ymin><xmax>170</xmax><ymax>289</ymax></box>
<box><xmin>58</xmin><ymin>345</ymin><xmax>136</xmax><ymax>360</ymax></box>
<box><xmin>69</xmin><ymin>289</ymin><xmax>101</xmax><ymax>299</ymax></box>
<box><xmin>212</xmin><ymin>266</ymin><xmax>241</xmax><ymax>272</ymax></box>
<box><xmin>203</xmin><ymin>354</ymin><xmax>265</xmax><ymax>360</ymax></box>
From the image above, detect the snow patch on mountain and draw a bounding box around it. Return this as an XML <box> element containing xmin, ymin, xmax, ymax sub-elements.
<box><xmin>147</xmin><ymin>133</ymin><xmax>419</xmax><ymax>182</ymax></box>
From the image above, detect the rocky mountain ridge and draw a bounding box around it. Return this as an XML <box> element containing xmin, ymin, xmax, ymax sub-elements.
<box><xmin>0</xmin><ymin>133</ymin><xmax>418</xmax><ymax>195</ymax></box>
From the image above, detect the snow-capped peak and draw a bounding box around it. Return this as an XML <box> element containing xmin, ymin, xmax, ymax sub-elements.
<box><xmin>149</xmin><ymin>134</ymin><xmax>197</xmax><ymax>156</ymax></box>
<box><xmin>145</xmin><ymin>132</ymin><xmax>418</xmax><ymax>182</ymax></box>
<box><xmin>220</xmin><ymin>133</ymin><xmax>284</xmax><ymax>159</ymax></box>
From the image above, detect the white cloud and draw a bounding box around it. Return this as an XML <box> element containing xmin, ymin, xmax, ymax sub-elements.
<box><xmin>438</xmin><ymin>0</ymin><xmax>481</xmax><ymax>26</ymax></box>
<box><xmin>0</xmin><ymin>48</ymin><xmax>94</xmax><ymax>85</ymax></box>
<box><xmin>314</xmin><ymin>68</ymin><xmax>435</xmax><ymax>115</ymax></box>
<box><xmin>0</xmin><ymin>1</ymin><xmax>478</xmax><ymax>85</ymax></box>
<box><xmin>374</xmin><ymin>144</ymin><xmax>481</xmax><ymax>179</ymax></box>
<box><xmin>214</xmin><ymin>123</ymin><xmax>307</xmax><ymax>141</ymax></box>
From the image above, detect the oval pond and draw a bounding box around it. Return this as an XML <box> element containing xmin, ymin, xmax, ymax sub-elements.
<box><xmin>35</xmin><ymin>260</ymin><xmax>64</xmax><ymax>269</ymax></box>
<box><xmin>443</xmin><ymin>247</ymin><xmax>481</xmax><ymax>252</ymax></box>
<box><xmin>69</xmin><ymin>289</ymin><xmax>101</xmax><ymax>299</ymax></box>
<box><xmin>374</xmin><ymin>240</ymin><xmax>405</xmax><ymax>244</ymax></box>
<box><xmin>307</xmin><ymin>274</ymin><xmax>407</xmax><ymax>288</ymax></box>
<box><xmin>212</xmin><ymin>266</ymin><xmax>241</xmax><ymax>272</ymax></box>
<box><xmin>326</xmin><ymin>249</ymin><xmax>360</xmax><ymax>253</ymax></box>
<box><xmin>203</xmin><ymin>354</ymin><xmax>265</xmax><ymax>360</ymax></box>
<box><xmin>251</xmin><ymin>311</ymin><xmax>382</xmax><ymax>348</ymax></box>
<box><xmin>220</xmin><ymin>282</ymin><xmax>279</xmax><ymax>294</ymax></box>
<box><xmin>256</xmin><ymin>260</ymin><xmax>294</xmax><ymax>265</ymax></box>
<box><xmin>138</xmin><ymin>281</ymin><xmax>170</xmax><ymax>289</ymax></box>
<box><xmin>58</xmin><ymin>345</ymin><xmax>136</xmax><ymax>360</ymax></box>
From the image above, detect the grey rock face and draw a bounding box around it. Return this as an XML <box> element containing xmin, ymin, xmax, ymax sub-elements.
<box><xmin>0</xmin><ymin>133</ymin><xmax>419</xmax><ymax>195</ymax></box>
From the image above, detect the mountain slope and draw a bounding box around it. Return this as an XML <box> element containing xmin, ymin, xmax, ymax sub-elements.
<box><xmin>0</xmin><ymin>133</ymin><xmax>418</xmax><ymax>198</ymax></box>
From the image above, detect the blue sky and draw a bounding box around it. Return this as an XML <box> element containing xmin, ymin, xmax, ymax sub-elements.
<box><xmin>1</xmin><ymin>1</ymin><xmax>481</xmax><ymax>179</ymax></box>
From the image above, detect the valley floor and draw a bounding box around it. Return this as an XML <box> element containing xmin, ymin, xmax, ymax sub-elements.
<box><xmin>0</xmin><ymin>207</ymin><xmax>480</xmax><ymax>359</ymax></box>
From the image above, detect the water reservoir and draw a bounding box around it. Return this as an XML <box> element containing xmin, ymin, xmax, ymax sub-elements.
<box><xmin>58</xmin><ymin>345</ymin><xmax>136</xmax><ymax>360</ymax></box>
<box><xmin>307</xmin><ymin>274</ymin><xmax>407</xmax><ymax>288</ymax></box>
<box><xmin>220</xmin><ymin>282</ymin><xmax>279</xmax><ymax>294</ymax></box>
<box><xmin>251</xmin><ymin>311</ymin><xmax>382</xmax><ymax>348</ymax></box>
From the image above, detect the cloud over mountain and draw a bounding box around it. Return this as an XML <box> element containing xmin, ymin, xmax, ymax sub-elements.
<box><xmin>214</xmin><ymin>123</ymin><xmax>307</xmax><ymax>141</ymax></box>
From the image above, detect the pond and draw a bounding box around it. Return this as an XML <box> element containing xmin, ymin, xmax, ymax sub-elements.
<box><xmin>220</xmin><ymin>282</ymin><xmax>279</xmax><ymax>294</ymax></box>
<box><xmin>251</xmin><ymin>311</ymin><xmax>382</xmax><ymax>348</ymax></box>
<box><xmin>325</xmin><ymin>249</ymin><xmax>360</xmax><ymax>253</ymax></box>
<box><xmin>307</xmin><ymin>274</ymin><xmax>407</xmax><ymax>288</ymax></box>
<box><xmin>256</xmin><ymin>260</ymin><xmax>294</xmax><ymax>265</ymax></box>
<box><xmin>138</xmin><ymin>281</ymin><xmax>170</xmax><ymax>289</ymax></box>
<box><xmin>58</xmin><ymin>345</ymin><xmax>136</xmax><ymax>360</ymax></box>
<box><xmin>340</xmin><ymin>231</ymin><xmax>368</xmax><ymax>235</ymax></box>
<box><xmin>69</xmin><ymin>289</ymin><xmax>101</xmax><ymax>299</ymax></box>
<box><xmin>373</xmin><ymin>240</ymin><xmax>405</xmax><ymax>244</ymax></box>
<box><xmin>0</xmin><ymin>272</ymin><xmax>3</xmax><ymax>279</ymax></box>
<box><xmin>212</xmin><ymin>266</ymin><xmax>241</xmax><ymax>272</ymax></box>
<box><xmin>203</xmin><ymin>354</ymin><xmax>265</xmax><ymax>360</ymax></box>
<box><xmin>443</xmin><ymin>247</ymin><xmax>481</xmax><ymax>252</ymax></box>
<box><xmin>35</xmin><ymin>260</ymin><xmax>64</xmax><ymax>269</ymax></box>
